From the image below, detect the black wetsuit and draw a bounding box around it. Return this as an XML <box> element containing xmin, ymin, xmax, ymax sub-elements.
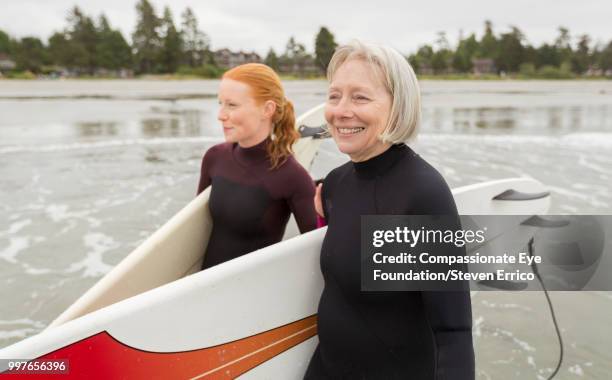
<box><xmin>197</xmin><ymin>138</ymin><xmax>317</xmax><ymax>269</ymax></box>
<box><xmin>305</xmin><ymin>143</ymin><xmax>475</xmax><ymax>380</ymax></box>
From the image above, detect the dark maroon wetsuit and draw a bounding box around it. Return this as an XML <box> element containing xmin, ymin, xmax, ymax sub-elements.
<box><xmin>197</xmin><ymin>138</ymin><xmax>317</xmax><ymax>270</ymax></box>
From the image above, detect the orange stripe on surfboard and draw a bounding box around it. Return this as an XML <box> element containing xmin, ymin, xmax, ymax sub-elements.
<box><xmin>1</xmin><ymin>315</ymin><xmax>317</xmax><ymax>379</ymax></box>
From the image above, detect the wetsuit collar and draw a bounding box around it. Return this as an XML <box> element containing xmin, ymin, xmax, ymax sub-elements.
<box><xmin>353</xmin><ymin>143</ymin><xmax>410</xmax><ymax>178</ymax></box>
<box><xmin>233</xmin><ymin>137</ymin><xmax>270</xmax><ymax>166</ymax></box>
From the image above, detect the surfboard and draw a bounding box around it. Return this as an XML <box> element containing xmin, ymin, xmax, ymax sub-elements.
<box><xmin>46</xmin><ymin>103</ymin><xmax>328</xmax><ymax>329</ymax></box>
<box><xmin>0</xmin><ymin>176</ymin><xmax>551</xmax><ymax>379</ymax></box>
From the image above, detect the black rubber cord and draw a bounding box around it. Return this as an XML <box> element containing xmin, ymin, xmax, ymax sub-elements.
<box><xmin>528</xmin><ymin>237</ymin><xmax>564</xmax><ymax>380</ymax></box>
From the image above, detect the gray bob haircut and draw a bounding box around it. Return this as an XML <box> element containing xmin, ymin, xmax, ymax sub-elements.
<box><xmin>326</xmin><ymin>40</ymin><xmax>421</xmax><ymax>143</ymax></box>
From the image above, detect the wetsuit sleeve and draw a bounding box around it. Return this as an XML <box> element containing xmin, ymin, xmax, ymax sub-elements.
<box><xmin>197</xmin><ymin>149</ymin><xmax>214</xmax><ymax>195</ymax></box>
<box><xmin>415</xmin><ymin>176</ymin><xmax>475</xmax><ymax>380</ymax></box>
<box><xmin>287</xmin><ymin>167</ymin><xmax>317</xmax><ymax>233</ymax></box>
<box><xmin>421</xmin><ymin>290</ymin><xmax>474</xmax><ymax>379</ymax></box>
<box><xmin>320</xmin><ymin>167</ymin><xmax>340</xmax><ymax>221</ymax></box>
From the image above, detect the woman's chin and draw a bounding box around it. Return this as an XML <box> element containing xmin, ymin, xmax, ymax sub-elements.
<box><xmin>335</xmin><ymin>140</ymin><xmax>362</xmax><ymax>157</ymax></box>
<box><xmin>223</xmin><ymin>132</ymin><xmax>237</xmax><ymax>143</ymax></box>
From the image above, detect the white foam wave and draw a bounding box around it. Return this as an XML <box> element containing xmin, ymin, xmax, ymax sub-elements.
<box><xmin>0</xmin><ymin>319</ymin><xmax>45</xmax><ymax>340</ymax></box>
<box><xmin>44</xmin><ymin>204</ymin><xmax>103</xmax><ymax>231</ymax></box>
<box><xmin>0</xmin><ymin>237</ymin><xmax>30</xmax><ymax>263</ymax></box>
<box><xmin>45</xmin><ymin>204</ymin><xmax>70</xmax><ymax>223</ymax></box>
<box><xmin>0</xmin><ymin>136</ymin><xmax>223</xmax><ymax>155</ymax></box>
<box><xmin>561</xmin><ymin>132</ymin><xmax>612</xmax><ymax>148</ymax></box>
<box><xmin>419</xmin><ymin>132</ymin><xmax>612</xmax><ymax>148</ymax></box>
<box><xmin>0</xmin><ymin>328</ymin><xmax>38</xmax><ymax>340</ymax></box>
<box><xmin>568</xmin><ymin>364</ymin><xmax>585</xmax><ymax>376</ymax></box>
<box><xmin>65</xmin><ymin>233</ymin><xmax>118</xmax><ymax>277</ymax></box>
<box><xmin>578</xmin><ymin>154</ymin><xmax>610</xmax><ymax>174</ymax></box>
<box><xmin>0</xmin><ymin>219</ymin><xmax>32</xmax><ymax>237</ymax></box>
<box><xmin>480</xmin><ymin>300</ymin><xmax>532</xmax><ymax>311</ymax></box>
<box><xmin>527</xmin><ymin>356</ymin><xmax>537</xmax><ymax>369</ymax></box>
<box><xmin>473</xmin><ymin>316</ymin><xmax>484</xmax><ymax>337</ymax></box>
<box><xmin>493</xmin><ymin>327</ymin><xmax>536</xmax><ymax>352</ymax></box>
<box><xmin>0</xmin><ymin>318</ymin><xmax>44</xmax><ymax>327</ymax></box>
<box><xmin>22</xmin><ymin>262</ymin><xmax>52</xmax><ymax>275</ymax></box>
<box><xmin>548</xmin><ymin>185</ymin><xmax>610</xmax><ymax>209</ymax></box>
<box><xmin>420</xmin><ymin>133</ymin><xmax>552</xmax><ymax>145</ymax></box>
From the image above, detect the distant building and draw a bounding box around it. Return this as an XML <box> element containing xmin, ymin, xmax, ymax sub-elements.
<box><xmin>0</xmin><ymin>53</ymin><xmax>16</xmax><ymax>73</ymax></box>
<box><xmin>213</xmin><ymin>49</ymin><xmax>262</xmax><ymax>69</ymax></box>
<box><xmin>93</xmin><ymin>68</ymin><xmax>134</xmax><ymax>78</ymax></box>
<box><xmin>278</xmin><ymin>55</ymin><xmax>321</xmax><ymax>76</ymax></box>
<box><xmin>472</xmin><ymin>58</ymin><xmax>496</xmax><ymax>75</ymax></box>
<box><xmin>585</xmin><ymin>66</ymin><xmax>604</xmax><ymax>77</ymax></box>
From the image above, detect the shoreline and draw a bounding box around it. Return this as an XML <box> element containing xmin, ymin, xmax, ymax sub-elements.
<box><xmin>1</xmin><ymin>75</ymin><xmax>611</xmax><ymax>82</ymax></box>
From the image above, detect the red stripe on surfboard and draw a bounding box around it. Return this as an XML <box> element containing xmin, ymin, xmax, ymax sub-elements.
<box><xmin>1</xmin><ymin>315</ymin><xmax>317</xmax><ymax>379</ymax></box>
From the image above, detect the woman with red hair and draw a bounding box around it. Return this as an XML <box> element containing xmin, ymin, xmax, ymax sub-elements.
<box><xmin>197</xmin><ymin>63</ymin><xmax>317</xmax><ymax>270</ymax></box>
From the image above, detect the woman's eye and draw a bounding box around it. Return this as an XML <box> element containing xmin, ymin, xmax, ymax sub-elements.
<box><xmin>328</xmin><ymin>94</ymin><xmax>340</xmax><ymax>101</ymax></box>
<box><xmin>354</xmin><ymin>95</ymin><xmax>370</xmax><ymax>101</ymax></box>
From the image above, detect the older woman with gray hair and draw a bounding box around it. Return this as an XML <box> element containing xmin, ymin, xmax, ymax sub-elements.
<box><xmin>306</xmin><ymin>41</ymin><xmax>475</xmax><ymax>379</ymax></box>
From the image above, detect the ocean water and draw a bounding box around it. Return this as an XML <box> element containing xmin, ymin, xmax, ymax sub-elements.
<box><xmin>1</xmin><ymin>80</ymin><xmax>611</xmax><ymax>379</ymax></box>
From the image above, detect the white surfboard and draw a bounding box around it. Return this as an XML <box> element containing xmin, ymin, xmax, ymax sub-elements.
<box><xmin>0</xmin><ymin>176</ymin><xmax>551</xmax><ymax>379</ymax></box>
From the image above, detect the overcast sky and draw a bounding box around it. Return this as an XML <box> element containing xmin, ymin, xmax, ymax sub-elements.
<box><xmin>2</xmin><ymin>0</ymin><xmax>611</xmax><ymax>55</ymax></box>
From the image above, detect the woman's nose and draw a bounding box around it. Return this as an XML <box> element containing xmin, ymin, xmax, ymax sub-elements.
<box><xmin>217</xmin><ymin>108</ymin><xmax>228</xmax><ymax>121</ymax></box>
<box><xmin>331</xmin><ymin>96</ymin><xmax>354</xmax><ymax>119</ymax></box>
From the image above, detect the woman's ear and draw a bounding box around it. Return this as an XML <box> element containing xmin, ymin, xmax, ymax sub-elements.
<box><xmin>263</xmin><ymin>100</ymin><xmax>277</xmax><ymax>120</ymax></box>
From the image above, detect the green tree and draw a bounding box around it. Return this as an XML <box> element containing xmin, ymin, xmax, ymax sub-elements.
<box><xmin>13</xmin><ymin>37</ymin><xmax>48</xmax><ymax>72</ymax></box>
<box><xmin>452</xmin><ymin>33</ymin><xmax>478</xmax><ymax>72</ymax></box>
<box><xmin>132</xmin><ymin>0</ymin><xmax>161</xmax><ymax>73</ymax></box>
<box><xmin>407</xmin><ymin>53</ymin><xmax>419</xmax><ymax>73</ymax></box>
<box><xmin>431</xmin><ymin>32</ymin><xmax>452</xmax><ymax>73</ymax></box>
<box><xmin>431</xmin><ymin>52</ymin><xmax>447</xmax><ymax>74</ymax></box>
<box><xmin>523</xmin><ymin>44</ymin><xmax>537</xmax><ymax>67</ymax></box>
<box><xmin>48</xmin><ymin>32</ymin><xmax>73</xmax><ymax>68</ymax></box>
<box><xmin>66</xmin><ymin>6</ymin><xmax>99</xmax><ymax>74</ymax></box>
<box><xmin>411</xmin><ymin>44</ymin><xmax>434</xmax><ymax>73</ymax></box>
<box><xmin>159</xmin><ymin>7</ymin><xmax>182</xmax><ymax>73</ymax></box>
<box><xmin>478</xmin><ymin>20</ymin><xmax>498</xmax><ymax>60</ymax></box>
<box><xmin>496</xmin><ymin>26</ymin><xmax>526</xmax><ymax>73</ymax></box>
<box><xmin>554</xmin><ymin>27</ymin><xmax>572</xmax><ymax>64</ymax></box>
<box><xmin>96</xmin><ymin>14</ymin><xmax>132</xmax><ymax>71</ymax></box>
<box><xmin>181</xmin><ymin>7</ymin><xmax>209</xmax><ymax>67</ymax></box>
<box><xmin>282</xmin><ymin>36</ymin><xmax>310</xmax><ymax>75</ymax></box>
<box><xmin>314</xmin><ymin>26</ymin><xmax>337</xmax><ymax>72</ymax></box>
<box><xmin>0</xmin><ymin>30</ymin><xmax>11</xmax><ymax>54</ymax></box>
<box><xmin>599</xmin><ymin>41</ymin><xmax>612</xmax><ymax>72</ymax></box>
<box><xmin>535</xmin><ymin>43</ymin><xmax>560</xmax><ymax>68</ymax></box>
<box><xmin>264</xmin><ymin>48</ymin><xmax>280</xmax><ymax>71</ymax></box>
<box><xmin>285</xmin><ymin>37</ymin><xmax>306</xmax><ymax>59</ymax></box>
<box><xmin>571</xmin><ymin>34</ymin><xmax>591</xmax><ymax>74</ymax></box>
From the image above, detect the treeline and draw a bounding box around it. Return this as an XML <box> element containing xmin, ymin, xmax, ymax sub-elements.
<box><xmin>0</xmin><ymin>1</ymin><xmax>213</xmax><ymax>77</ymax></box>
<box><xmin>408</xmin><ymin>21</ymin><xmax>612</xmax><ymax>78</ymax></box>
<box><xmin>2</xmin><ymin>5</ymin><xmax>611</xmax><ymax>79</ymax></box>
<box><xmin>0</xmin><ymin>0</ymin><xmax>337</xmax><ymax>78</ymax></box>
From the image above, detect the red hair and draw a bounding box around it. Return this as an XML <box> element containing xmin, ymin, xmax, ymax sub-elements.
<box><xmin>223</xmin><ymin>63</ymin><xmax>299</xmax><ymax>169</ymax></box>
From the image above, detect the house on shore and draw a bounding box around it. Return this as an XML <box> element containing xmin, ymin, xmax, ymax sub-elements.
<box><xmin>0</xmin><ymin>53</ymin><xmax>16</xmax><ymax>75</ymax></box>
<box><xmin>213</xmin><ymin>49</ymin><xmax>262</xmax><ymax>69</ymax></box>
<box><xmin>472</xmin><ymin>58</ymin><xmax>496</xmax><ymax>75</ymax></box>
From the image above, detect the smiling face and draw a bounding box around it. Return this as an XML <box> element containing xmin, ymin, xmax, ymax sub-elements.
<box><xmin>217</xmin><ymin>78</ymin><xmax>274</xmax><ymax>147</ymax></box>
<box><xmin>325</xmin><ymin>59</ymin><xmax>392</xmax><ymax>162</ymax></box>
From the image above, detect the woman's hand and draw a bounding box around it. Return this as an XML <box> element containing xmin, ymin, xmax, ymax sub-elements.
<box><xmin>314</xmin><ymin>183</ymin><xmax>324</xmax><ymax>217</ymax></box>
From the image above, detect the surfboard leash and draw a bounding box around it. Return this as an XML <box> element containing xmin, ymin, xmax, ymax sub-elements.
<box><xmin>528</xmin><ymin>237</ymin><xmax>564</xmax><ymax>380</ymax></box>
